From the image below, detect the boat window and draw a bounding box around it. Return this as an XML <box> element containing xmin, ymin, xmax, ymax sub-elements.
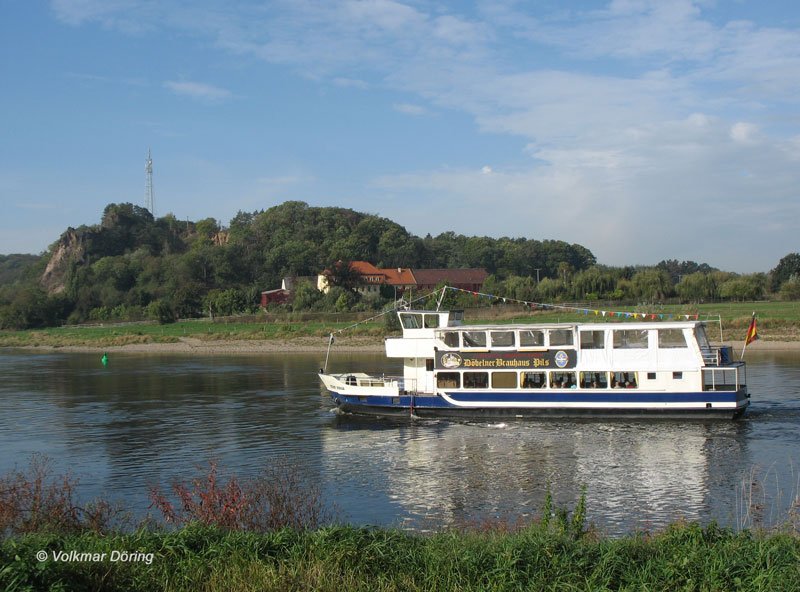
<box><xmin>463</xmin><ymin>331</ymin><xmax>487</xmax><ymax>348</ymax></box>
<box><xmin>521</xmin><ymin>372</ymin><xmax>547</xmax><ymax>388</ymax></box>
<box><xmin>550</xmin><ymin>371</ymin><xmax>577</xmax><ymax>388</ymax></box>
<box><xmin>579</xmin><ymin>330</ymin><xmax>605</xmax><ymax>350</ymax></box>
<box><xmin>611</xmin><ymin>372</ymin><xmax>638</xmax><ymax>388</ymax></box>
<box><xmin>549</xmin><ymin>329</ymin><xmax>574</xmax><ymax>346</ymax></box>
<box><xmin>491</xmin><ymin>372</ymin><xmax>517</xmax><ymax>389</ymax></box>
<box><xmin>424</xmin><ymin>314</ymin><xmax>440</xmax><ymax>328</ymax></box>
<box><xmin>580</xmin><ymin>372</ymin><xmax>608</xmax><ymax>388</ymax></box>
<box><xmin>450</xmin><ymin>310</ymin><xmax>464</xmax><ymax>322</ymax></box>
<box><xmin>658</xmin><ymin>329</ymin><xmax>687</xmax><ymax>348</ymax></box>
<box><xmin>519</xmin><ymin>330</ymin><xmax>544</xmax><ymax>347</ymax></box>
<box><xmin>702</xmin><ymin>368</ymin><xmax>737</xmax><ymax>391</ymax></box>
<box><xmin>613</xmin><ymin>329</ymin><xmax>648</xmax><ymax>349</ymax></box>
<box><xmin>426</xmin><ymin>359</ymin><xmax>434</xmax><ymax>371</ymax></box>
<box><xmin>463</xmin><ymin>372</ymin><xmax>489</xmax><ymax>389</ymax></box>
<box><xmin>490</xmin><ymin>331</ymin><xmax>515</xmax><ymax>348</ymax></box>
<box><xmin>442</xmin><ymin>332</ymin><xmax>459</xmax><ymax>348</ymax></box>
<box><xmin>400</xmin><ymin>313</ymin><xmax>423</xmax><ymax>329</ymax></box>
<box><xmin>436</xmin><ymin>372</ymin><xmax>460</xmax><ymax>389</ymax></box>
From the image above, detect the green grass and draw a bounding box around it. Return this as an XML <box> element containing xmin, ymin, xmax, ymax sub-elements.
<box><xmin>2</xmin><ymin>301</ymin><xmax>799</xmax><ymax>348</ymax></box>
<box><xmin>2</xmin><ymin>523</ymin><xmax>799</xmax><ymax>592</ymax></box>
<box><xmin>0</xmin><ymin>318</ymin><xmax>386</xmax><ymax>348</ymax></box>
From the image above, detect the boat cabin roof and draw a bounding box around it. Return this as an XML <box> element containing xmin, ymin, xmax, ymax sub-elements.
<box><xmin>442</xmin><ymin>321</ymin><xmax>705</xmax><ymax>332</ymax></box>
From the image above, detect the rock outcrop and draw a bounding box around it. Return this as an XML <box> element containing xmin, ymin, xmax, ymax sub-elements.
<box><xmin>40</xmin><ymin>228</ymin><xmax>90</xmax><ymax>294</ymax></box>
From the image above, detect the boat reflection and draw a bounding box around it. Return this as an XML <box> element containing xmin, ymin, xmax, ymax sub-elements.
<box><xmin>321</xmin><ymin>415</ymin><xmax>748</xmax><ymax>534</ymax></box>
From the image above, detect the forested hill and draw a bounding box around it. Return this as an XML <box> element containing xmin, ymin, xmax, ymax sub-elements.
<box><xmin>0</xmin><ymin>201</ymin><xmax>597</xmax><ymax>328</ymax></box>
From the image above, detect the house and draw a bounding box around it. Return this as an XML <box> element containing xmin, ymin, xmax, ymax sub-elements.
<box><xmin>317</xmin><ymin>261</ymin><xmax>487</xmax><ymax>295</ymax></box>
<box><xmin>411</xmin><ymin>268</ymin><xmax>489</xmax><ymax>292</ymax></box>
<box><xmin>261</xmin><ymin>276</ymin><xmax>316</xmax><ymax>307</ymax></box>
<box><xmin>318</xmin><ymin>261</ymin><xmax>415</xmax><ymax>295</ymax></box>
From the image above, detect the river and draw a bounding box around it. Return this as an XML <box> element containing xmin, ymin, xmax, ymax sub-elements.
<box><xmin>1</xmin><ymin>348</ymin><xmax>798</xmax><ymax>535</ymax></box>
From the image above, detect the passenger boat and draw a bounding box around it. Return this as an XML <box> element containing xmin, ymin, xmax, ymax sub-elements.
<box><xmin>319</xmin><ymin>308</ymin><xmax>750</xmax><ymax>419</ymax></box>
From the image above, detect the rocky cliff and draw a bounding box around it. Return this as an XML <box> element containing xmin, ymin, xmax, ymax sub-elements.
<box><xmin>40</xmin><ymin>228</ymin><xmax>91</xmax><ymax>294</ymax></box>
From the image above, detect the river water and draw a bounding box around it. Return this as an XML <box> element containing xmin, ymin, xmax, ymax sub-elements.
<box><xmin>1</xmin><ymin>348</ymin><xmax>798</xmax><ymax>535</ymax></box>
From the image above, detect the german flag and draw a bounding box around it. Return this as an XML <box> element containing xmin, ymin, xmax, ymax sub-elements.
<box><xmin>745</xmin><ymin>313</ymin><xmax>758</xmax><ymax>345</ymax></box>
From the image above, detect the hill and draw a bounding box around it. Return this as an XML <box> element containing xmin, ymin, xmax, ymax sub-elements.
<box><xmin>0</xmin><ymin>200</ymin><xmax>596</xmax><ymax>329</ymax></box>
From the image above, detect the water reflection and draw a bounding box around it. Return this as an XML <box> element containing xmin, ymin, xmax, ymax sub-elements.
<box><xmin>320</xmin><ymin>416</ymin><xmax>754</xmax><ymax>533</ymax></box>
<box><xmin>0</xmin><ymin>348</ymin><xmax>798</xmax><ymax>534</ymax></box>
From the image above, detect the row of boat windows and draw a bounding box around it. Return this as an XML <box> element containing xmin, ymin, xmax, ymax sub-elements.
<box><xmin>439</xmin><ymin>328</ymin><xmax>688</xmax><ymax>350</ymax></box>
<box><xmin>436</xmin><ymin>370</ymin><xmax>684</xmax><ymax>390</ymax></box>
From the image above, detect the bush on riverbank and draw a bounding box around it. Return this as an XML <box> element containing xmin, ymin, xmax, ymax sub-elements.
<box><xmin>2</xmin><ymin>522</ymin><xmax>799</xmax><ymax>592</ymax></box>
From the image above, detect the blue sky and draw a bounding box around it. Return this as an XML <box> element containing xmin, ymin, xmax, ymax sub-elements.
<box><xmin>1</xmin><ymin>1</ymin><xmax>799</xmax><ymax>272</ymax></box>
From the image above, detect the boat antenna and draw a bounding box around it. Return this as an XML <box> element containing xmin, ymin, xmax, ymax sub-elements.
<box><xmin>323</xmin><ymin>333</ymin><xmax>335</xmax><ymax>373</ymax></box>
<box><xmin>436</xmin><ymin>285</ymin><xmax>448</xmax><ymax>311</ymax></box>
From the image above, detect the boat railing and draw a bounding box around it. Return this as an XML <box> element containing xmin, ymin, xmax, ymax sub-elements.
<box><xmin>701</xmin><ymin>345</ymin><xmax>734</xmax><ymax>367</ymax></box>
<box><xmin>352</xmin><ymin>375</ymin><xmax>416</xmax><ymax>391</ymax></box>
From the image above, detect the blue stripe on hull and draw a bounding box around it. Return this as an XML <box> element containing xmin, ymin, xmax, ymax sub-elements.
<box><xmin>326</xmin><ymin>390</ymin><xmax>749</xmax><ymax>419</ymax></box>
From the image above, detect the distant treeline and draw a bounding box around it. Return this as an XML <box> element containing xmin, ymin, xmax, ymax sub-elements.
<box><xmin>1</xmin><ymin>201</ymin><xmax>799</xmax><ymax>329</ymax></box>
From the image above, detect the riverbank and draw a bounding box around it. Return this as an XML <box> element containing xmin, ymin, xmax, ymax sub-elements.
<box><xmin>33</xmin><ymin>334</ymin><xmax>386</xmax><ymax>354</ymax></box>
<box><xmin>2</xmin><ymin>306</ymin><xmax>800</xmax><ymax>353</ymax></box>
<box><xmin>3</xmin><ymin>523</ymin><xmax>798</xmax><ymax>592</ymax></box>
<box><xmin>4</xmin><ymin>335</ymin><xmax>800</xmax><ymax>354</ymax></box>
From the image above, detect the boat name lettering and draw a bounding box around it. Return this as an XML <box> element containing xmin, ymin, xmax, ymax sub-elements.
<box><xmin>436</xmin><ymin>350</ymin><xmax>575</xmax><ymax>369</ymax></box>
<box><xmin>463</xmin><ymin>358</ymin><xmax>539</xmax><ymax>368</ymax></box>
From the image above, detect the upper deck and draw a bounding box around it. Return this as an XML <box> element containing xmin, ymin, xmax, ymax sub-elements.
<box><xmin>386</xmin><ymin>310</ymin><xmax>736</xmax><ymax>372</ymax></box>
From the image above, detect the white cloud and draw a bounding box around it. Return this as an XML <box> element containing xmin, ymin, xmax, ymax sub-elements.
<box><xmin>46</xmin><ymin>0</ymin><xmax>800</xmax><ymax>270</ymax></box>
<box><xmin>163</xmin><ymin>80</ymin><xmax>233</xmax><ymax>102</ymax></box>
<box><xmin>333</xmin><ymin>77</ymin><xmax>370</xmax><ymax>89</ymax></box>
<box><xmin>393</xmin><ymin>103</ymin><xmax>426</xmax><ymax>116</ymax></box>
<box><xmin>730</xmin><ymin>122</ymin><xmax>758</xmax><ymax>144</ymax></box>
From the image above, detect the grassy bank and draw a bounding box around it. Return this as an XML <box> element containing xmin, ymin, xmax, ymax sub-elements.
<box><xmin>3</xmin><ymin>522</ymin><xmax>799</xmax><ymax>592</ymax></box>
<box><xmin>1</xmin><ymin>300</ymin><xmax>799</xmax><ymax>348</ymax></box>
<box><xmin>2</xmin><ymin>456</ymin><xmax>799</xmax><ymax>590</ymax></box>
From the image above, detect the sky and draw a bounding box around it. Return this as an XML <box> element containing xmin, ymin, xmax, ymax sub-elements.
<box><xmin>1</xmin><ymin>1</ymin><xmax>799</xmax><ymax>273</ymax></box>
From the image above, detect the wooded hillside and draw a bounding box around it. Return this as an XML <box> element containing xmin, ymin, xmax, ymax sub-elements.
<box><xmin>0</xmin><ymin>201</ymin><xmax>597</xmax><ymax>328</ymax></box>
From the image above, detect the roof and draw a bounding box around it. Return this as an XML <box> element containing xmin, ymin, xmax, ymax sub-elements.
<box><xmin>325</xmin><ymin>262</ymin><xmax>487</xmax><ymax>287</ymax></box>
<box><xmin>383</xmin><ymin>267</ymin><xmax>416</xmax><ymax>285</ymax></box>
<box><xmin>411</xmin><ymin>268</ymin><xmax>489</xmax><ymax>285</ymax></box>
<box><xmin>349</xmin><ymin>261</ymin><xmax>384</xmax><ymax>276</ymax></box>
<box><xmin>347</xmin><ymin>261</ymin><xmax>415</xmax><ymax>285</ymax></box>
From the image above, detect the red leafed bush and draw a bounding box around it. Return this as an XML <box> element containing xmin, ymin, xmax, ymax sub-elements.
<box><xmin>148</xmin><ymin>459</ymin><xmax>332</xmax><ymax>532</ymax></box>
<box><xmin>0</xmin><ymin>454</ymin><xmax>121</xmax><ymax>536</ymax></box>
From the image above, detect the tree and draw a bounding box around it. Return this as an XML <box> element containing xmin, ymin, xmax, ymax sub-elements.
<box><xmin>779</xmin><ymin>276</ymin><xmax>800</xmax><ymax>301</ymax></box>
<box><xmin>719</xmin><ymin>274</ymin><xmax>766</xmax><ymax>301</ymax></box>
<box><xmin>631</xmin><ymin>269</ymin><xmax>673</xmax><ymax>302</ymax></box>
<box><xmin>322</xmin><ymin>261</ymin><xmax>360</xmax><ymax>292</ymax></box>
<box><xmin>770</xmin><ymin>253</ymin><xmax>800</xmax><ymax>292</ymax></box>
<box><xmin>675</xmin><ymin>272</ymin><xmax>715</xmax><ymax>303</ymax></box>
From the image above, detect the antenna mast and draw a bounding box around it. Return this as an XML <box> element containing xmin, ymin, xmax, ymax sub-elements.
<box><xmin>145</xmin><ymin>148</ymin><xmax>155</xmax><ymax>216</ymax></box>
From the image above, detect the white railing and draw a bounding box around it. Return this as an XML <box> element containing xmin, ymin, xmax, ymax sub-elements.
<box><xmin>352</xmin><ymin>375</ymin><xmax>417</xmax><ymax>392</ymax></box>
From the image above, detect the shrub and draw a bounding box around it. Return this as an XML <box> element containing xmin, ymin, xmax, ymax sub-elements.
<box><xmin>148</xmin><ymin>460</ymin><xmax>333</xmax><ymax>532</ymax></box>
<box><xmin>0</xmin><ymin>454</ymin><xmax>122</xmax><ymax>536</ymax></box>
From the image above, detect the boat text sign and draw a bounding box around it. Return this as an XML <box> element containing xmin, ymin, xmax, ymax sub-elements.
<box><xmin>435</xmin><ymin>349</ymin><xmax>576</xmax><ymax>370</ymax></box>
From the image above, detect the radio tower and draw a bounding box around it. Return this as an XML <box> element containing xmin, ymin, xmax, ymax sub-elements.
<box><xmin>144</xmin><ymin>148</ymin><xmax>155</xmax><ymax>216</ymax></box>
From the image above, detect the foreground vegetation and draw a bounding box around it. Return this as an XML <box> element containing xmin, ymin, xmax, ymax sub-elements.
<box><xmin>1</xmin><ymin>457</ymin><xmax>799</xmax><ymax>592</ymax></box>
<box><xmin>4</xmin><ymin>522</ymin><xmax>799</xmax><ymax>592</ymax></box>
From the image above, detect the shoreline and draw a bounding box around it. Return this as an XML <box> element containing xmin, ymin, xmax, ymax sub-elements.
<box><xmin>4</xmin><ymin>336</ymin><xmax>799</xmax><ymax>355</ymax></box>
<box><xmin>3</xmin><ymin>335</ymin><xmax>387</xmax><ymax>355</ymax></box>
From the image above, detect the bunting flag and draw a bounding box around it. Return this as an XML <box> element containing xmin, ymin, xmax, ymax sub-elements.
<box><xmin>441</xmin><ymin>286</ymin><xmax>715</xmax><ymax>325</ymax></box>
<box><xmin>745</xmin><ymin>313</ymin><xmax>758</xmax><ymax>345</ymax></box>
